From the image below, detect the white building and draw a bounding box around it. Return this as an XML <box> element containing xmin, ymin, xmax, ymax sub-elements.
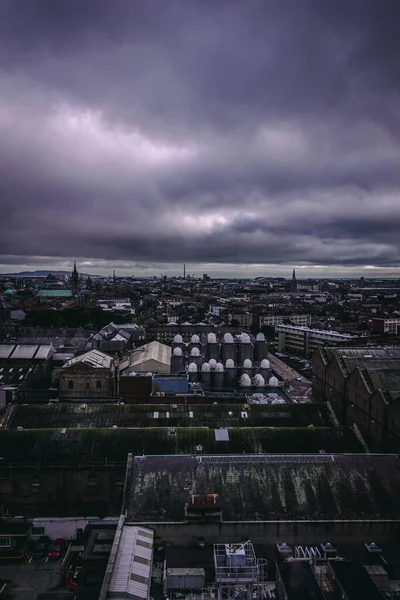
<box><xmin>276</xmin><ymin>324</ymin><xmax>359</xmax><ymax>357</ymax></box>
<box><xmin>259</xmin><ymin>314</ymin><xmax>311</xmax><ymax>328</ymax></box>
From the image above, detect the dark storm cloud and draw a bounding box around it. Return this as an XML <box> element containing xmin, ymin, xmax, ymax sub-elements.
<box><xmin>1</xmin><ymin>0</ymin><xmax>400</xmax><ymax>272</ymax></box>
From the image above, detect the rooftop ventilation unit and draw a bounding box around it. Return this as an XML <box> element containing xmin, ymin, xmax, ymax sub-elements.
<box><xmin>196</xmin><ymin>445</ymin><xmax>203</xmax><ymax>452</ymax></box>
<box><xmin>365</xmin><ymin>542</ymin><xmax>382</xmax><ymax>553</ymax></box>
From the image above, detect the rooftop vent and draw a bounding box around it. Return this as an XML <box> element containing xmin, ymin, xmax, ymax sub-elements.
<box><xmin>196</xmin><ymin>445</ymin><xmax>203</xmax><ymax>452</ymax></box>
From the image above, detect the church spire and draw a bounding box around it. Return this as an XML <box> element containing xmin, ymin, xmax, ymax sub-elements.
<box><xmin>71</xmin><ymin>260</ymin><xmax>79</xmax><ymax>295</ymax></box>
<box><xmin>292</xmin><ymin>268</ymin><xmax>296</xmax><ymax>280</ymax></box>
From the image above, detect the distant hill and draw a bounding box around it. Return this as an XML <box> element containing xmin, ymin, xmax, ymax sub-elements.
<box><xmin>1</xmin><ymin>270</ymin><xmax>95</xmax><ymax>277</ymax></box>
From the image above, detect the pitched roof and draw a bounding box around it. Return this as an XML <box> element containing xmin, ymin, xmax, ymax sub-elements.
<box><xmin>127</xmin><ymin>454</ymin><xmax>400</xmax><ymax>522</ymax></box>
<box><xmin>129</xmin><ymin>341</ymin><xmax>171</xmax><ymax>369</ymax></box>
<box><xmin>63</xmin><ymin>349</ymin><xmax>113</xmax><ymax>369</ymax></box>
<box><xmin>6</xmin><ymin>402</ymin><xmax>336</xmax><ymax>429</ymax></box>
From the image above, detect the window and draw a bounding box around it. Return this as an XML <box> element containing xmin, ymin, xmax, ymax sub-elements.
<box><xmin>31</xmin><ymin>477</ymin><xmax>40</xmax><ymax>488</ymax></box>
<box><xmin>32</xmin><ymin>527</ymin><xmax>45</xmax><ymax>536</ymax></box>
<box><xmin>88</xmin><ymin>475</ymin><xmax>97</xmax><ymax>491</ymax></box>
<box><xmin>68</xmin><ymin>380</ymin><xmax>74</xmax><ymax>390</ymax></box>
<box><xmin>86</xmin><ymin>382</ymin><xmax>90</xmax><ymax>390</ymax></box>
<box><xmin>96</xmin><ymin>380</ymin><xmax>101</xmax><ymax>390</ymax></box>
<box><xmin>0</xmin><ymin>537</ymin><xmax>11</xmax><ymax>547</ymax></box>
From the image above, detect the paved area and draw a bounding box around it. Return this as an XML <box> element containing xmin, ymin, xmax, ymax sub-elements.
<box><xmin>0</xmin><ymin>557</ymin><xmax>69</xmax><ymax>600</ymax></box>
<box><xmin>268</xmin><ymin>352</ymin><xmax>312</xmax><ymax>403</ymax></box>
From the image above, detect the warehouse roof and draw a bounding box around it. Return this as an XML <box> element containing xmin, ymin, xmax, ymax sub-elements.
<box><xmin>127</xmin><ymin>454</ymin><xmax>400</xmax><ymax>522</ymax></box>
<box><xmin>0</xmin><ymin>344</ymin><xmax>55</xmax><ymax>360</ymax></box>
<box><xmin>127</xmin><ymin>342</ymin><xmax>171</xmax><ymax>370</ymax></box>
<box><xmin>0</xmin><ymin>427</ymin><xmax>365</xmax><ymax>466</ymax></box>
<box><xmin>6</xmin><ymin>402</ymin><xmax>337</xmax><ymax>429</ymax></box>
<box><xmin>108</xmin><ymin>526</ymin><xmax>154</xmax><ymax>600</ymax></box>
<box><xmin>63</xmin><ymin>349</ymin><xmax>113</xmax><ymax>370</ymax></box>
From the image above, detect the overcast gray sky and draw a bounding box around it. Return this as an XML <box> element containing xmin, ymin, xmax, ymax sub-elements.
<box><xmin>1</xmin><ymin>0</ymin><xmax>400</xmax><ymax>277</ymax></box>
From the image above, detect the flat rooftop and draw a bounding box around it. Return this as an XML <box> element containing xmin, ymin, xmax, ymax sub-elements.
<box><xmin>126</xmin><ymin>454</ymin><xmax>400</xmax><ymax>522</ymax></box>
<box><xmin>5</xmin><ymin>402</ymin><xmax>336</xmax><ymax>429</ymax></box>
<box><xmin>0</xmin><ymin>426</ymin><xmax>364</xmax><ymax>466</ymax></box>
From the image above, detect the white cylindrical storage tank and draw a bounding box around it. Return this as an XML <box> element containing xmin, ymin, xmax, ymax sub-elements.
<box><xmin>221</xmin><ymin>333</ymin><xmax>237</xmax><ymax>363</ymax></box>
<box><xmin>268</xmin><ymin>375</ymin><xmax>279</xmax><ymax>387</ymax></box>
<box><xmin>253</xmin><ymin>373</ymin><xmax>265</xmax><ymax>388</ymax></box>
<box><xmin>208</xmin><ymin>358</ymin><xmax>217</xmax><ymax>370</ymax></box>
<box><xmin>201</xmin><ymin>362</ymin><xmax>211</xmax><ymax>389</ymax></box>
<box><xmin>240</xmin><ymin>373</ymin><xmax>251</xmax><ymax>387</ymax></box>
<box><xmin>242</xmin><ymin>358</ymin><xmax>253</xmax><ymax>377</ymax></box>
<box><xmin>259</xmin><ymin>358</ymin><xmax>271</xmax><ymax>378</ymax></box>
<box><xmin>224</xmin><ymin>358</ymin><xmax>236</xmax><ymax>388</ymax></box>
<box><xmin>188</xmin><ymin>334</ymin><xmax>202</xmax><ymax>356</ymax></box>
<box><xmin>190</xmin><ymin>346</ymin><xmax>203</xmax><ymax>368</ymax></box>
<box><xmin>254</xmin><ymin>332</ymin><xmax>268</xmax><ymax>362</ymax></box>
<box><xmin>188</xmin><ymin>362</ymin><xmax>198</xmax><ymax>383</ymax></box>
<box><xmin>171</xmin><ymin>346</ymin><xmax>185</xmax><ymax>373</ymax></box>
<box><xmin>214</xmin><ymin>362</ymin><xmax>224</xmax><ymax>389</ymax></box>
<box><xmin>207</xmin><ymin>332</ymin><xmax>219</xmax><ymax>361</ymax></box>
<box><xmin>239</xmin><ymin>332</ymin><xmax>254</xmax><ymax>363</ymax></box>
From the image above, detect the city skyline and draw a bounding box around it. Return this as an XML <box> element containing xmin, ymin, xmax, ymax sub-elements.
<box><xmin>1</xmin><ymin>1</ymin><xmax>400</xmax><ymax>275</ymax></box>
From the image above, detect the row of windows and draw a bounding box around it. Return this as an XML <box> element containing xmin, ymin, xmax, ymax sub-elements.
<box><xmin>67</xmin><ymin>380</ymin><xmax>102</xmax><ymax>390</ymax></box>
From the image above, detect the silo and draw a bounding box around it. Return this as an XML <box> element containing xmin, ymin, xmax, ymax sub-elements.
<box><xmin>208</xmin><ymin>358</ymin><xmax>217</xmax><ymax>370</ymax></box>
<box><xmin>240</xmin><ymin>373</ymin><xmax>251</xmax><ymax>388</ymax></box>
<box><xmin>214</xmin><ymin>362</ymin><xmax>224</xmax><ymax>389</ymax></box>
<box><xmin>254</xmin><ymin>332</ymin><xmax>268</xmax><ymax>362</ymax></box>
<box><xmin>253</xmin><ymin>373</ymin><xmax>265</xmax><ymax>388</ymax></box>
<box><xmin>188</xmin><ymin>362</ymin><xmax>198</xmax><ymax>383</ymax></box>
<box><xmin>224</xmin><ymin>358</ymin><xmax>236</xmax><ymax>388</ymax></box>
<box><xmin>171</xmin><ymin>346</ymin><xmax>185</xmax><ymax>373</ymax></box>
<box><xmin>221</xmin><ymin>332</ymin><xmax>237</xmax><ymax>363</ymax></box>
<box><xmin>242</xmin><ymin>358</ymin><xmax>253</xmax><ymax>377</ymax></box>
<box><xmin>188</xmin><ymin>334</ymin><xmax>202</xmax><ymax>357</ymax></box>
<box><xmin>259</xmin><ymin>358</ymin><xmax>271</xmax><ymax>379</ymax></box>
<box><xmin>238</xmin><ymin>332</ymin><xmax>253</xmax><ymax>363</ymax></box>
<box><xmin>201</xmin><ymin>362</ymin><xmax>211</xmax><ymax>389</ymax></box>
<box><xmin>206</xmin><ymin>332</ymin><xmax>219</xmax><ymax>361</ymax></box>
<box><xmin>172</xmin><ymin>333</ymin><xmax>185</xmax><ymax>355</ymax></box>
<box><xmin>268</xmin><ymin>375</ymin><xmax>279</xmax><ymax>387</ymax></box>
<box><xmin>190</xmin><ymin>346</ymin><xmax>203</xmax><ymax>368</ymax></box>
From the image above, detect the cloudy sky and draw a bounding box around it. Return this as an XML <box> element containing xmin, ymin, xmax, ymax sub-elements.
<box><xmin>1</xmin><ymin>0</ymin><xmax>400</xmax><ymax>278</ymax></box>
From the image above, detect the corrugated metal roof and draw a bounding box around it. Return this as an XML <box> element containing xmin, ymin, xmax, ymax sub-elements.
<box><xmin>34</xmin><ymin>344</ymin><xmax>55</xmax><ymax>360</ymax></box>
<box><xmin>11</xmin><ymin>345</ymin><xmax>38</xmax><ymax>359</ymax></box>
<box><xmin>130</xmin><ymin>341</ymin><xmax>171</xmax><ymax>369</ymax></box>
<box><xmin>0</xmin><ymin>345</ymin><xmax>16</xmax><ymax>359</ymax></box>
<box><xmin>109</xmin><ymin>525</ymin><xmax>153</xmax><ymax>600</ymax></box>
<box><xmin>63</xmin><ymin>349</ymin><xmax>113</xmax><ymax>370</ymax></box>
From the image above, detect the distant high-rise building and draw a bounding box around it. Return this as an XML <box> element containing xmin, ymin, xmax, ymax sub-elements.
<box><xmin>71</xmin><ymin>260</ymin><xmax>79</xmax><ymax>295</ymax></box>
<box><xmin>289</xmin><ymin>268</ymin><xmax>297</xmax><ymax>292</ymax></box>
